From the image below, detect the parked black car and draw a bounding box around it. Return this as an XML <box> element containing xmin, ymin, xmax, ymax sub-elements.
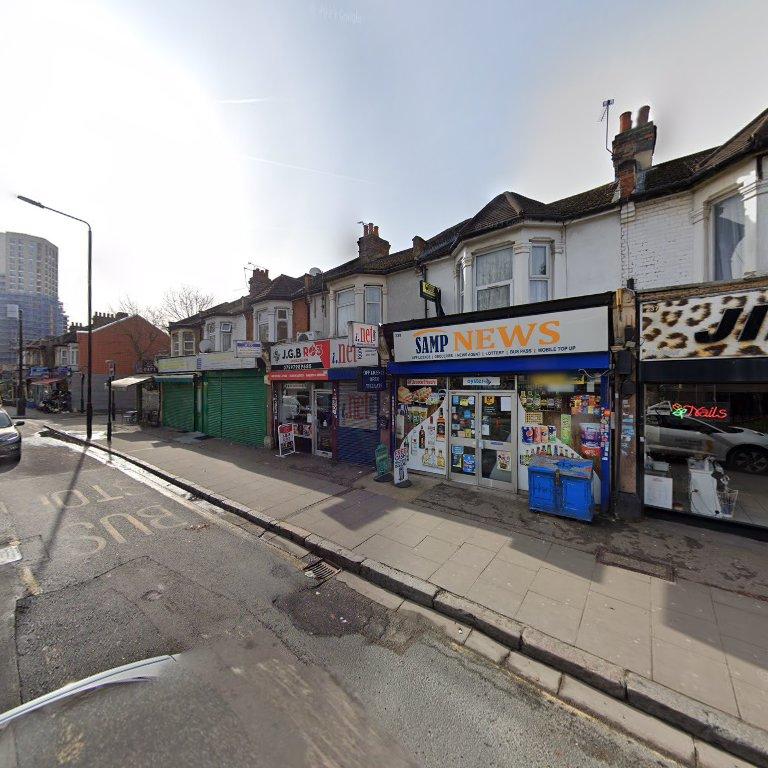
<box><xmin>0</xmin><ymin>409</ymin><xmax>23</xmax><ymax>461</ymax></box>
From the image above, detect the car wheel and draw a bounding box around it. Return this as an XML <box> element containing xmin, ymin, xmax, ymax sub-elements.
<box><xmin>729</xmin><ymin>446</ymin><xmax>768</xmax><ymax>474</ymax></box>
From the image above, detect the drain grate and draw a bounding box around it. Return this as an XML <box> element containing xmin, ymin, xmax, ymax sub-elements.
<box><xmin>596</xmin><ymin>548</ymin><xmax>675</xmax><ymax>582</ymax></box>
<box><xmin>303</xmin><ymin>560</ymin><xmax>339</xmax><ymax>583</ymax></box>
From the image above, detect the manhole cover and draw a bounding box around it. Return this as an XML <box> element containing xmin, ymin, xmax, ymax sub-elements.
<box><xmin>303</xmin><ymin>560</ymin><xmax>339</xmax><ymax>583</ymax></box>
<box><xmin>596</xmin><ymin>548</ymin><xmax>675</xmax><ymax>582</ymax></box>
<box><xmin>0</xmin><ymin>545</ymin><xmax>22</xmax><ymax>566</ymax></box>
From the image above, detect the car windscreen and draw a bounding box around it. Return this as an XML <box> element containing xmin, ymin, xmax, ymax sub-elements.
<box><xmin>0</xmin><ymin>413</ymin><xmax>12</xmax><ymax>428</ymax></box>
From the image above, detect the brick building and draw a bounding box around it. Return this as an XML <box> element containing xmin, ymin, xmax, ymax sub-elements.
<box><xmin>72</xmin><ymin>312</ymin><xmax>169</xmax><ymax>412</ymax></box>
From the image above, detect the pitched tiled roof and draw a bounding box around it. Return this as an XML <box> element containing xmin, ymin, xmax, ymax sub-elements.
<box><xmin>251</xmin><ymin>274</ymin><xmax>304</xmax><ymax>302</ymax></box>
<box><xmin>696</xmin><ymin>107</ymin><xmax>768</xmax><ymax>175</ymax></box>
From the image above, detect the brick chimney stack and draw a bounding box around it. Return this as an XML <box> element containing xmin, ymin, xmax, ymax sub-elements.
<box><xmin>358</xmin><ymin>222</ymin><xmax>390</xmax><ymax>265</ymax></box>
<box><xmin>412</xmin><ymin>235</ymin><xmax>426</xmax><ymax>262</ymax></box>
<box><xmin>248</xmin><ymin>267</ymin><xmax>270</xmax><ymax>296</ymax></box>
<box><xmin>611</xmin><ymin>105</ymin><xmax>657</xmax><ymax>199</ymax></box>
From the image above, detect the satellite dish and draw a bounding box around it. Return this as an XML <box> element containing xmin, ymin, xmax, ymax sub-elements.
<box><xmin>199</xmin><ymin>339</ymin><xmax>214</xmax><ymax>353</ymax></box>
<box><xmin>308</xmin><ymin>267</ymin><xmax>322</xmax><ymax>276</ymax></box>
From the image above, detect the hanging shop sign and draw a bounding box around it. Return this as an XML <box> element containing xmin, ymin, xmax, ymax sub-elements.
<box><xmin>330</xmin><ymin>338</ymin><xmax>378</xmax><ymax>368</ymax></box>
<box><xmin>640</xmin><ymin>287</ymin><xmax>768</xmax><ymax>361</ymax></box>
<box><xmin>393</xmin><ymin>306</ymin><xmax>608</xmax><ymax>363</ymax></box>
<box><xmin>271</xmin><ymin>339</ymin><xmax>330</xmax><ymax>370</ymax></box>
<box><xmin>358</xmin><ymin>366</ymin><xmax>387</xmax><ymax>392</ymax></box>
<box><xmin>235</xmin><ymin>340</ymin><xmax>263</xmax><ymax>358</ymax></box>
<box><xmin>348</xmin><ymin>322</ymin><xmax>379</xmax><ymax>349</ymax></box>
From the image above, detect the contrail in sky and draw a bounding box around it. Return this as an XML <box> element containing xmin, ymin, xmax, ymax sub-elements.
<box><xmin>240</xmin><ymin>154</ymin><xmax>374</xmax><ymax>184</ymax></box>
<box><xmin>218</xmin><ymin>97</ymin><xmax>281</xmax><ymax>104</ymax></box>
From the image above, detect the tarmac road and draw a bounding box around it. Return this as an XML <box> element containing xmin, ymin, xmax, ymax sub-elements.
<box><xmin>0</xmin><ymin>424</ymin><xmax>681</xmax><ymax>767</ymax></box>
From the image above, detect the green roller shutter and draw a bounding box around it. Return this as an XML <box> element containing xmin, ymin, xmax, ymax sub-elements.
<box><xmin>203</xmin><ymin>374</ymin><xmax>223</xmax><ymax>437</ymax></box>
<box><xmin>202</xmin><ymin>370</ymin><xmax>266</xmax><ymax>446</ymax></box>
<box><xmin>161</xmin><ymin>382</ymin><xmax>195</xmax><ymax>431</ymax></box>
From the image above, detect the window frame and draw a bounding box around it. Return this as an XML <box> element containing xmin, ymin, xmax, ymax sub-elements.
<box><xmin>364</xmin><ymin>285</ymin><xmax>382</xmax><ymax>325</ymax></box>
<box><xmin>336</xmin><ymin>287</ymin><xmax>355</xmax><ymax>334</ymax></box>
<box><xmin>276</xmin><ymin>307</ymin><xmax>289</xmax><ymax>342</ymax></box>
<box><xmin>182</xmin><ymin>331</ymin><xmax>196</xmax><ymax>355</ymax></box>
<box><xmin>710</xmin><ymin>191</ymin><xmax>746</xmax><ymax>282</ymax></box>
<box><xmin>171</xmin><ymin>332</ymin><xmax>181</xmax><ymax>357</ymax></box>
<box><xmin>474</xmin><ymin>246</ymin><xmax>515</xmax><ymax>311</ymax></box>
<box><xmin>257</xmin><ymin>309</ymin><xmax>271</xmax><ymax>342</ymax></box>
<box><xmin>528</xmin><ymin>243</ymin><xmax>552</xmax><ymax>303</ymax></box>
<box><xmin>456</xmin><ymin>265</ymin><xmax>465</xmax><ymax>313</ymax></box>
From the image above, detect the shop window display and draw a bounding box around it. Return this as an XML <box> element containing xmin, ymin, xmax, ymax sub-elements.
<box><xmin>280</xmin><ymin>383</ymin><xmax>313</xmax><ymax>451</ymax></box>
<box><xmin>395</xmin><ymin>378</ymin><xmax>448</xmax><ymax>475</ymax></box>
<box><xmin>643</xmin><ymin>384</ymin><xmax>768</xmax><ymax>527</ymax></box>
<box><xmin>517</xmin><ymin>373</ymin><xmax>608</xmax><ymax>501</ymax></box>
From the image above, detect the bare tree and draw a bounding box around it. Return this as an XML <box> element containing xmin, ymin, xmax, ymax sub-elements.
<box><xmin>113</xmin><ymin>296</ymin><xmax>167</xmax><ymax>329</ymax></box>
<box><xmin>160</xmin><ymin>285</ymin><xmax>216</xmax><ymax>323</ymax></box>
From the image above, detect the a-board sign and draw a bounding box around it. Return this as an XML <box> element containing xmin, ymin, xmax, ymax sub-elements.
<box><xmin>374</xmin><ymin>443</ymin><xmax>391</xmax><ymax>478</ymax></box>
<box><xmin>277</xmin><ymin>423</ymin><xmax>296</xmax><ymax>457</ymax></box>
<box><xmin>393</xmin><ymin>447</ymin><xmax>409</xmax><ymax>486</ymax></box>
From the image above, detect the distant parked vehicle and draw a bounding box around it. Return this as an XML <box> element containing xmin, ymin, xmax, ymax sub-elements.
<box><xmin>0</xmin><ymin>409</ymin><xmax>23</xmax><ymax>461</ymax></box>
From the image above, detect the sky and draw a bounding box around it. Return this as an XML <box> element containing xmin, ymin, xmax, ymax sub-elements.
<box><xmin>1</xmin><ymin>0</ymin><xmax>767</xmax><ymax>323</ymax></box>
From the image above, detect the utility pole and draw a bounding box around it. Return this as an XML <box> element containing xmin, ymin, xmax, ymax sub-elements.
<box><xmin>17</xmin><ymin>307</ymin><xmax>25</xmax><ymax>417</ymax></box>
<box><xmin>7</xmin><ymin>305</ymin><xmax>25</xmax><ymax>417</ymax></box>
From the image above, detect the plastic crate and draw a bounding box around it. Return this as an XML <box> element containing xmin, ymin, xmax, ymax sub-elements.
<box><xmin>528</xmin><ymin>464</ymin><xmax>558</xmax><ymax>514</ymax></box>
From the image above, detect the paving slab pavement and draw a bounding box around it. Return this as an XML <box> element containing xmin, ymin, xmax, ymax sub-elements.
<box><xmin>39</xmin><ymin>417</ymin><xmax>768</xmax><ymax>739</ymax></box>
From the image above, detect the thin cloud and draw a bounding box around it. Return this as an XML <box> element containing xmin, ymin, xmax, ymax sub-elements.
<box><xmin>240</xmin><ymin>154</ymin><xmax>374</xmax><ymax>184</ymax></box>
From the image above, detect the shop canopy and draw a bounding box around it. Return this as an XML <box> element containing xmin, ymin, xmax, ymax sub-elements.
<box><xmin>29</xmin><ymin>377</ymin><xmax>65</xmax><ymax>386</ymax></box>
<box><xmin>110</xmin><ymin>374</ymin><xmax>154</xmax><ymax>390</ymax></box>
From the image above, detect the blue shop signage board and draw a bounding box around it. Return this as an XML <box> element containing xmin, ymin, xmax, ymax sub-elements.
<box><xmin>358</xmin><ymin>366</ymin><xmax>387</xmax><ymax>392</ymax></box>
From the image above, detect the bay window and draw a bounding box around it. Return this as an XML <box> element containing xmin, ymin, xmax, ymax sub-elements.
<box><xmin>457</xmin><ymin>266</ymin><xmax>465</xmax><ymax>313</ymax></box>
<box><xmin>713</xmin><ymin>194</ymin><xmax>746</xmax><ymax>281</ymax></box>
<box><xmin>364</xmin><ymin>286</ymin><xmax>382</xmax><ymax>325</ymax></box>
<box><xmin>182</xmin><ymin>331</ymin><xmax>195</xmax><ymax>355</ymax></box>
<box><xmin>529</xmin><ymin>244</ymin><xmax>551</xmax><ymax>302</ymax></box>
<box><xmin>276</xmin><ymin>308</ymin><xmax>289</xmax><ymax>341</ymax></box>
<box><xmin>336</xmin><ymin>288</ymin><xmax>355</xmax><ymax>333</ymax></box>
<box><xmin>171</xmin><ymin>332</ymin><xmax>180</xmax><ymax>356</ymax></box>
<box><xmin>257</xmin><ymin>310</ymin><xmax>270</xmax><ymax>342</ymax></box>
<box><xmin>475</xmin><ymin>247</ymin><xmax>514</xmax><ymax>310</ymax></box>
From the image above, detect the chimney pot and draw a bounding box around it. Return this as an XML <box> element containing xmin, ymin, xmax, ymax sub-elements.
<box><xmin>619</xmin><ymin>111</ymin><xmax>632</xmax><ymax>133</ymax></box>
<box><xmin>373</xmin><ymin>225</ymin><xmax>379</xmax><ymax>237</ymax></box>
<box><xmin>637</xmin><ymin>105</ymin><xmax>650</xmax><ymax>126</ymax></box>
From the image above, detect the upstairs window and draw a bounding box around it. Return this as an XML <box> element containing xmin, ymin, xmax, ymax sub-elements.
<box><xmin>276</xmin><ymin>308</ymin><xmax>289</xmax><ymax>341</ymax></box>
<box><xmin>336</xmin><ymin>288</ymin><xmax>355</xmax><ymax>334</ymax></box>
<box><xmin>205</xmin><ymin>321</ymin><xmax>215</xmax><ymax>339</ymax></box>
<box><xmin>182</xmin><ymin>331</ymin><xmax>195</xmax><ymax>355</ymax></box>
<box><xmin>529</xmin><ymin>244</ymin><xmax>551</xmax><ymax>302</ymax></box>
<box><xmin>171</xmin><ymin>332</ymin><xmax>180</xmax><ymax>356</ymax></box>
<box><xmin>364</xmin><ymin>286</ymin><xmax>382</xmax><ymax>325</ymax></box>
<box><xmin>713</xmin><ymin>194</ymin><xmax>746</xmax><ymax>281</ymax></box>
<box><xmin>60</xmin><ymin>348</ymin><xmax>68</xmax><ymax>366</ymax></box>
<box><xmin>457</xmin><ymin>266</ymin><xmax>465</xmax><ymax>313</ymax></box>
<box><xmin>70</xmin><ymin>347</ymin><xmax>79</xmax><ymax>368</ymax></box>
<box><xmin>475</xmin><ymin>247</ymin><xmax>514</xmax><ymax>310</ymax></box>
<box><xmin>257</xmin><ymin>310</ymin><xmax>270</xmax><ymax>342</ymax></box>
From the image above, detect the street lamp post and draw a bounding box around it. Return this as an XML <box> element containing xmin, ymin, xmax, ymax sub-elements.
<box><xmin>16</xmin><ymin>307</ymin><xmax>25</xmax><ymax>417</ymax></box>
<box><xmin>17</xmin><ymin>195</ymin><xmax>93</xmax><ymax>440</ymax></box>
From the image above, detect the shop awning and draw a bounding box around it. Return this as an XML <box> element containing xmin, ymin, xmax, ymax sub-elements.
<box><xmin>155</xmin><ymin>374</ymin><xmax>197</xmax><ymax>383</ymax></box>
<box><xmin>110</xmin><ymin>374</ymin><xmax>154</xmax><ymax>390</ymax></box>
<box><xmin>29</xmin><ymin>377</ymin><xmax>65</xmax><ymax>386</ymax></box>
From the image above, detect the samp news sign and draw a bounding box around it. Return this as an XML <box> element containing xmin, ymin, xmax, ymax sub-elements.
<box><xmin>392</xmin><ymin>306</ymin><xmax>608</xmax><ymax>362</ymax></box>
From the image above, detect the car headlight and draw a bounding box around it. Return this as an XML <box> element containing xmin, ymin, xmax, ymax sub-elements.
<box><xmin>0</xmin><ymin>434</ymin><xmax>20</xmax><ymax>444</ymax></box>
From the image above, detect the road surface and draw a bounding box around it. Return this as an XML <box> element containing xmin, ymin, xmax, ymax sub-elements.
<box><xmin>0</xmin><ymin>423</ymin><xmax>679</xmax><ymax>767</ymax></box>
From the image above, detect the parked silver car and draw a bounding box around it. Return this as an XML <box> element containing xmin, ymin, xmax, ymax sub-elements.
<box><xmin>646</xmin><ymin>403</ymin><xmax>768</xmax><ymax>474</ymax></box>
<box><xmin>0</xmin><ymin>409</ymin><xmax>23</xmax><ymax>461</ymax></box>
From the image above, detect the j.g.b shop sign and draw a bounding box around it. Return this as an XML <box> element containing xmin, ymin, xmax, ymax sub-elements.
<box><xmin>271</xmin><ymin>340</ymin><xmax>331</xmax><ymax>370</ymax></box>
